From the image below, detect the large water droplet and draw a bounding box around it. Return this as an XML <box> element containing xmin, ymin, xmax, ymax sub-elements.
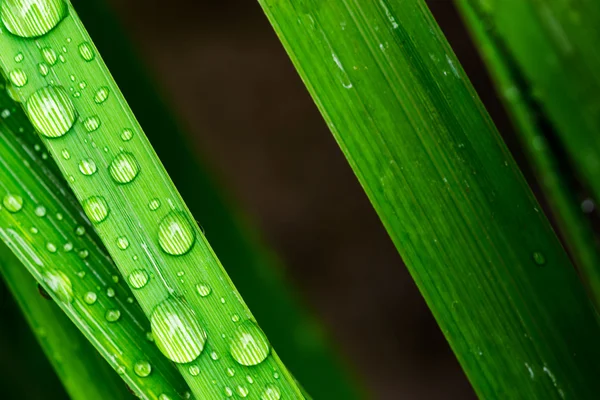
<box><xmin>158</xmin><ymin>211</ymin><xmax>196</xmax><ymax>256</ymax></box>
<box><xmin>229</xmin><ymin>321</ymin><xmax>270</xmax><ymax>366</ymax></box>
<box><xmin>94</xmin><ymin>87</ymin><xmax>109</xmax><ymax>104</ymax></box>
<box><xmin>1</xmin><ymin>0</ymin><xmax>68</xmax><ymax>38</ymax></box>
<box><xmin>82</xmin><ymin>196</ymin><xmax>109</xmax><ymax>223</ymax></box>
<box><xmin>261</xmin><ymin>385</ymin><xmax>281</xmax><ymax>400</ymax></box>
<box><xmin>134</xmin><ymin>361</ymin><xmax>152</xmax><ymax>377</ymax></box>
<box><xmin>78</xmin><ymin>159</ymin><xmax>97</xmax><ymax>176</ymax></box>
<box><xmin>128</xmin><ymin>269</ymin><xmax>149</xmax><ymax>289</ymax></box>
<box><xmin>3</xmin><ymin>194</ymin><xmax>23</xmax><ymax>212</ymax></box>
<box><xmin>150</xmin><ymin>298</ymin><xmax>207</xmax><ymax>363</ymax></box>
<box><xmin>78</xmin><ymin>42</ymin><xmax>95</xmax><ymax>61</ymax></box>
<box><xmin>109</xmin><ymin>152</ymin><xmax>139</xmax><ymax>184</ymax></box>
<box><xmin>43</xmin><ymin>270</ymin><xmax>73</xmax><ymax>303</ymax></box>
<box><xmin>9</xmin><ymin>69</ymin><xmax>27</xmax><ymax>87</ymax></box>
<box><xmin>26</xmin><ymin>86</ymin><xmax>76</xmax><ymax>138</ymax></box>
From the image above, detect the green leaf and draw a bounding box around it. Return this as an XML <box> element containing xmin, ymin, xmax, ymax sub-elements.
<box><xmin>256</xmin><ymin>0</ymin><xmax>600</xmax><ymax>398</ymax></box>
<box><xmin>0</xmin><ymin>241</ymin><xmax>133</xmax><ymax>400</ymax></box>
<box><xmin>0</xmin><ymin>1</ymin><xmax>305</xmax><ymax>398</ymax></box>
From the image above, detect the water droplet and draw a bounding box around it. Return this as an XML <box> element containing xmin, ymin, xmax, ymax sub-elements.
<box><xmin>75</xmin><ymin>225</ymin><xmax>85</xmax><ymax>236</ymax></box>
<box><xmin>94</xmin><ymin>87</ymin><xmax>109</xmax><ymax>104</ymax></box>
<box><xmin>261</xmin><ymin>385</ymin><xmax>281</xmax><ymax>400</ymax></box>
<box><xmin>151</xmin><ymin>298</ymin><xmax>207</xmax><ymax>363</ymax></box>
<box><xmin>149</xmin><ymin>198</ymin><xmax>161</xmax><ymax>211</ymax></box>
<box><xmin>533</xmin><ymin>252</ymin><xmax>546</xmax><ymax>266</ymax></box>
<box><xmin>78</xmin><ymin>159</ymin><xmax>97</xmax><ymax>175</ymax></box>
<box><xmin>46</xmin><ymin>242</ymin><xmax>57</xmax><ymax>253</ymax></box>
<box><xmin>229</xmin><ymin>321</ymin><xmax>270</xmax><ymax>366</ymax></box>
<box><xmin>120</xmin><ymin>128</ymin><xmax>133</xmax><ymax>141</ymax></box>
<box><xmin>225</xmin><ymin>387</ymin><xmax>234</xmax><ymax>397</ymax></box>
<box><xmin>117</xmin><ymin>236</ymin><xmax>129</xmax><ymax>250</ymax></box>
<box><xmin>82</xmin><ymin>116</ymin><xmax>100</xmax><ymax>132</ymax></box>
<box><xmin>3</xmin><ymin>194</ymin><xmax>23</xmax><ymax>212</ymax></box>
<box><xmin>1</xmin><ymin>0</ymin><xmax>68</xmax><ymax>38</ymax></box>
<box><xmin>63</xmin><ymin>242</ymin><xmax>73</xmax><ymax>252</ymax></box>
<box><xmin>9</xmin><ymin>69</ymin><xmax>27</xmax><ymax>87</ymax></box>
<box><xmin>246</xmin><ymin>375</ymin><xmax>254</xmax><ymax>384</ymax></box>
<box><xmin>38</xmin><ymin>62</ymin><xmax>50</xmax><ymax>76</ymax></box>
<box><xmin>78</xmin><ymin>42</ymin><xmax>95</xmax><ymax>61</ymax></box>
<box><xmin>105</xmin><ymin>309</ymin><xmax>121</xmax><ymax>322</ymax></box>
<box><xmin>109</xmin><ymin>152</ymin><xmax>139</xmax><ymax>184</ymax></box>
<box><xmin>237</xmin><ymin>386</ymin><xmax>249</xmax><ymax>398</ymax></box>
<box><xmin>34</xmin><ymin>205</ymin><xmax>46</xmax><ymax>217</ymax></box>
<box><xmin>83</xmin><ymin>196</ymin><xmax>109</xmax><ymax>223</ymax></box>
<box><xmin>128</xmin><ymin>269</ymin><xmax>149</xmax><ymax>289</ymax></box>
<box><xmin>189</xmin><ymin>365</ymin><xmax>200</xmax><ymax>376</ymax></box>
<box><xmin>232</xmin><ymin>314</ymin><xmax>240</xmax><ymax>322</ymax></box>
<box><xmin>196</xmin><ymin>283</ymin><xmax>212</xmax><ymax>297</ymax></box>
<box><xmin>14</xmin><ymin>52</ymin><xmax>23</xmax><ymax>62</ymax></box>
<box><xmin>76</xmin><ymin>270</ymin><xmax>85</xmax><ymax>278</ymax></box>
<box><xmin>41</xmin><ymin>47</ymin><xmax>58</xmax><ymax>65</ymax></box>
<box><xmin>83</xmin><ymin>291</ymin><xmax>97</xmax><ymax>304</ymax></box>
<box><xmin>158</xmin><ymin>211</ymin><xmax>196</xmax><ymax>256</ymax></box>
<box><xmin>26</xmin><ymin>86</ymin><xmax>76</xmax><ymax>138</ymax></box>
<box><xmin>106</xmin><ymin>287</ymin><xmax>115</xmax><ymax>298</ymax></box>
<box><xmin>134</xmin><ymin>361</ymin><xmax>152</xmax><ymax>377</ymax></box>
<box><xmin>227</xmin><ymin>367</ymin><xmax>235</xmax><ymax>377</ymax></box>
<box><xmin>61</xmin><ymin>149</ymin><xmax>70</xmax><ymax>159</ymax></box>
<box><xmin>78</xmin><ymin>249</ymin><xmax>89</xmax><ymax>259</ymax></box>
<box><xmin>210</xmin><ymin>351</ymin><xmax>219</xmax><ymax>360</ymax></box>
<box><xmin>158</xmin><ymin>395</ymin><xmax>171</xmax><ymax>400</ymax></box>
<box><xmin>43</xmin><ymin>270</ymin><xmax>73</xmax><ymax>303</ymax></box>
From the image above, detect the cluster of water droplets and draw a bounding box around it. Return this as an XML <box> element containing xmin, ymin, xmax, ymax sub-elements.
<box><xmin>0</xmin><ymin>1</ymin><xmax>287</xmax><ymax>396</ymax></box>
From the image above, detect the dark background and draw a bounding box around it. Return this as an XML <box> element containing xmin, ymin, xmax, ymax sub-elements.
<box><xmin>0</xmin><ymin>0</ymin><xmax>535</xmax><ymax>399</ymax></box>
<box><xmin>101</xmin><ymin>1</ymin><xmax>527</xmax><ymax>399</ymax></box>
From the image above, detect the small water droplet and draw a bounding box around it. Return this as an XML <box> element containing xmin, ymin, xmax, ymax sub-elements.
<box><xmin>41</xmin><ymin>47</ymin><xmax>58</xmax><ymax>65</ymax></box>
<box><xmin>134</xmin><ymin>361</ymin><xmax>152</xmax><ymax>377</ymax></box>
<box><xmin>26</xmin><ymin>86</ymin><xmax>77</xmax><ymax>138</ymax></box>
<box><xmin>151</xmin><ymin>298</ymin><xmax>207</xmax><ymax>363</ymax></box>
<box><xmin>189</xmin><ymin>365</ymin><xmax>200</xmax><ymax>376</ymax></box>
<box><xmin>106</xmin><ymin>287</ymin><xmax>115</xmax><ymax>298</ymax></box>
<box><xmin>121</xmin><ymin>128</ymin><xmax>133</xmax><ymax>141</ymax></box>
<box><xmin>78</xmin><ymin>159</ymin><xmax>97</xmax><ymax>175</ymax></box>
<box><xmin>227</xmin><ymin>367</ymin><xmax>235</xmax><ymax>377</ymax></box>
<box><xmin>78</xmin><ymin>249</ymin><xmax>89</xmax><ymax>259</ymax></box>
<box><xmin>63</xmin><ymin>242</ymin><xmax>73</xmax><ymax>252</ymax></box>
<box><xmin>225</xmin><ymin>387</ymin><xmax>234</xmax><ymax>397</ymax></box>
<box><xmin>158</xmin><ymin>211</ymin><xmax>196</xmax><ymax>256</ymax></box>
<box><xmin>237</xmin><ymin>386</ymin><xmax>249</xmax><ymax>397</ymax></box>
<box><xmin>38</xmin><ymin>63</ymin><xmax>50</xmax><ymax>76</ymax></box>
<box><xmin>75</xmin><ymin>225</ymin><xmax>85</xmax><ymax>236</ymax></box>
<box><xmin>83</xmin><ymin>291</ymin><xmax>97</xmax><ymax>304</ymax></box>
<box><xmin>82</xmin><ymin>116</ymin><xmax>100</xmax><ymax>132</ymax></box>
<box><xmin>105</xmin><ymin>309</ymin><xmax>121</xmax><ymax>322</ymax></box>
<box><xmin>232</xmin><ymin>314</ymin><xmax>240</xmax><ymax>322</ymax></box>
<box><xmin>128</xmin><ymin>269</ymin><xmax>149</xmax><ymax>289</ymax></box>
<box><xmin>158</xmin><ymin>395</ymin><xmax>171</xmax><ymax>400</ymax></box>
<box><xmin>3</xmin><ymin>194</ymin><xmax>23</xmax><ymax>212</ymax></box>
<box><xmin>61</xmin><ymin>149</ymin><xmax>70</xmax><ymax>159</ymax></box>
<box><xmin>94</xmin><ymin>87</ymin><xmax>109</xmax><ymax>104</ymax></box>
<box><xmin>148</xmin><ymin>198</ymin><xmax>161</xmax><ymax>211</ymax></box>
<box><xmin>1</xmin><ymin>0</ymin><xmax>68</xmax><ymax>38</ymax></box>
<box><xmin>43</xmin><ymin>270</ymin><xmax>73</xmax><ymax>303</ymax></box>
<box><xmin>83</xmin><ymin>196</ymin><xmax>109</xmax><ymax>223</ymax></box>
<box><xmin>246</xmin><ymin>375</ymin><xmax>254</xmax><ymax>384</ymax></box>
<box><xmin>261</xmin><ymin>385</ymin><xmax>281</xmax><ymax>400</ymax></box>
<box><xmin>46</xmin><ymin>242</ymin><xmax>57</xmax><ymax>253</ymax></box>
<box><xmin>14</xmin><ymin>52</ymin><xmax>23</xmax><ymax>62</ymax></box>
<box><xmin>211</xmin><ymin>351</ymin><xmax>219</xmax><ymax>361</ymax></box>
<box><xmin>56</xmin><ymin>212</ymin><xmax>63</xmax><ymax>220</ymax></box>
<box><xmin>109</xmin><ymin>152</ymin><xmax>139</xmax><ymax>184</ymax></box>
<box><xmin>117</xmin><ymin>236</ymin><xmax>129</xmax><ymax>250</ymax></box>
<box><xmin>78</xmin><ymin>42</ymin><xmax>95</xmax><ymax>61</ymax></box>
<box><xmin>229</xmin><ymin>321</ymin><xmax>270</xmax><ymax>366</ymax></box>
<box><xmin>34</xmin><ymin>205</ymin><xmax>46</xmax><ymax>217</ymax></box>
<box><xmin>533</xmin><ymin>252</ymin><xmax>546</xmax><ymax>266</ymax></box>
<box><xmin>196</xmin><ymin>283</ymin><xmax>212</xmax><ymax>297</ymax></box>
<box><xmin>9</xmin><ymin>69</ymin><xmax>27</xmax><ymax>87</ymax></box>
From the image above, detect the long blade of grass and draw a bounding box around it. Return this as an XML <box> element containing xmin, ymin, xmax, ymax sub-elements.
<box><xmin>454</xmin><ymin>0</ymin><xmax>600</xmax><ymax>314</ymax></box>
<box><xmin>0</xmin><ymin>82</ymin><xmax>189</xmax><ymax>399</ymax></box>
<box><xmin>0</xmin><ymin>241</ymin><xmax>133</xmax><ymax>400</ymax></box>
<box><xmin>74</xmin><ymin>0</ymin><xmax>360</xmax><ymax>396</ymax></box>
<box><xmin>0</xmin><ymin>2</ymin><xmax>305</xmax><ymax>398</ymax></box>
<box><xmin>256</xmin><ymin>0</ymin><xmax>600</xmax><ymax>398</ymax></box>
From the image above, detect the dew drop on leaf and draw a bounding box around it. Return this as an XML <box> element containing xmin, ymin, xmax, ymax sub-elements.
<box><xmin>229</xmin><ymin>321</ymin><xmax>270</xmax><ymax>366</ymax></box>
<box><xmin>43</xmin><ymin>270</ymin><xmax>73</xmax><ymax>303</ymax></box>
<box><xmin>196</xmin><ymin>283</ymin><xmax>212</xmax><ymax>297</ymax></box>
<box><xmin>134</xmin><ymin>361</ymin><xmax>152</xmax><ymax>377</ymax></box>
<box><xmin>94</xmin><ymin>87</ymin><xmax>109</xmax><ymax>104</ymax></box>
<box><xmin>26</xmin><ymin>86</ymin><xmax>76</xmax><ymax>138</ymax></box>
<box><xmin>3</xmin><ymin>194</ymin><xmax>23</xmax><ymax>212</ymax></box>
<box><xmin>158</xmin><ymin>211</ymin><xmax>196</xmax><ymax>255</ymax></box>
<box><xmin>78</xmin><ymin>42</ymin><xmax>95</xmax><ymax>61</ymax></box>
<box><xmin>109</xmin><ymin>152</ymin><xmax>140</xmax><ymax>184</ymax></box>
<box><xmin>261</xmin><ymin>384</ymin><xmax>281</xmax><ymax>400</ymax></box>
<box><xmin>105</xmin><ymin>309</ymin><xmax>121</xmax><ymax>322</ymax></box>
<box><xmin>1</xmin><ymin>0</ymin><xmax>68</xmax><ymax>38</ymax></box>
<box><xmin>41</xmin><ymin>47</ymin><xmax>58</xmax><ymax>65</ymax></box>
<box><xmin>150</xmin><ymin>298</ymin><xmax>207</xmax><ymax>363</ymax></box>
<box><xmin>128</xmin><ymin>269</ymin><xmax>149</xmax><ymax>289</ymax></box>
<box><xmin>533</xmin><ymin>251</ymin><xmax>546</xmax><ymax>266</ymax></box>
<box><xmin>83</xmin><ymin>291</ymin><xmax>97</xmax><ymax>305</ymax></box>
<box><xmin>82</xmin><ymin>196</ymin><xmax>109</xmax><ymax>223</ymax></box>
<box><xmin>188</xmin><ymin>365</ymin><xmax>200</xmax><ymax>376</ymax></box>
<box><xmin>9</xmin><ymin>69</ymin><xmax>27</xmax><ymax>87</ymax></box>
<box><xmin>78</xmin><ymin>159</ymin><xmax>97</xmax><ymax>176</ymax></box>
<box><xmin>82</xmin><ymin>116</ymin><xmax>100</xmax><ymax>132</ymax></box>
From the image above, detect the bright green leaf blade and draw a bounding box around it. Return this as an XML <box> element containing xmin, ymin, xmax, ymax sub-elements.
<box><xmin>73</xmin><ymin>0</ymin><xmax>361</xmax><ymax>396</ymax></box>
<box><xmin>0</xmin><ymin>2</ymin><xmax>305</xmax><ymax>398</ymax></box>
<box><xmin>256</xmin><ymin>0</ymin><xmax>600</xmax><ymax>398</ymax></box>
<box><xmin>0</xmin><ymin>85</ymin><xmax>189</xmax><ymax>399</ymax></box>
<box><xmin>455</xmin><ymin>0</ymin><xmax>600</xmax><ymax>315</ymax></box>
<box><xmin>0</xmin><ymin>241</ymin><xmax>133</xmax><ymax>400</ymax></box>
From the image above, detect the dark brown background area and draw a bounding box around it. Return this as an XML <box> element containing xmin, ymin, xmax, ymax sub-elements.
<box><xmin>101</xmin><ymin>1</ymin><xmax>526</xmax><ymax>399</ymax></box>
